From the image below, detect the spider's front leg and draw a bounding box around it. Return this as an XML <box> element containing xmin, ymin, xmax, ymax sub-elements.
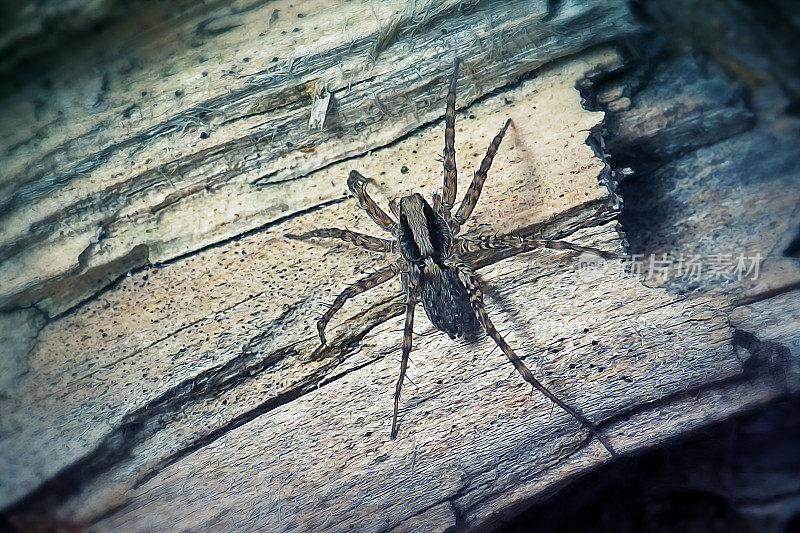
<box><xmin>453</xmin><ymin>118</ymin><xmax>512</xmax><ymax>229</ymax></box>
<box><xmin>450</xmin><ymin>259</ymin><xmax>619</xmax><ymax>458</ymax></box>
<box><xmin>312</xmin><ymin>262</ymin><xmax>400</xmax><ymax>355</ymax></box>
<box><xmin>348</xmin><ymin>170</ymin><xmax>398</xmax><ymax>234</ymax></box>
<box><xmin>441</xmin><ymin>58</ymin><xmax>459</xmax><ymax>211</ymax></box>
<box><xmin>391</xmin><ymin>268</ymin><xmax>419</xmax><ymax>439</ymax></box>
<box><xmin>285</xmin><ymin>228</ymin><xmax>394</xmax><ymax>253</ymax></box>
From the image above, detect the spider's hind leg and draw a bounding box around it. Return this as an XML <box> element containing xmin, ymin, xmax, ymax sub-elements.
<box><xmin>451</xmin><ymin>259</ymin><xmax>619</xmax><ymax>458</ymax></box>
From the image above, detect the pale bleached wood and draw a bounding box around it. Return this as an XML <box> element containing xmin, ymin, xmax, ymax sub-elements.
<box><xmin>4</xmin><ymin>46</ymin><xmax>791</xmax><ymax>533</ymax></box>
<box><xmin>88</xmin><ymin>227</ymin><xmax>743</xmax><ymax>532</ymax></box>
<box><xmin>0</xmin><ymin>49</ymin><xmax>627</xmax><ymax>514</ymax></box>
<box><xmin>2</xmin><ymin>1</ymin><xmax>797</xmax><ymax>530</ymax></box>
<box><xmin>0</xmin><ymin>0</ymin><xmax>640</xmax><ymax>316</ymax></box>
<box><xmin>731</xmin><ymin>290</ymin><xmax>800</xmax><ymax>361</ymax></box>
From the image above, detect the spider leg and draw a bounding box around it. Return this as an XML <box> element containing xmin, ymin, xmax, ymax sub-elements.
<box><xmin>442</xmin><ymin>58</ymin><xmax>459</xmax><ymax>211</ymax></box>
<box><xmin>391</xmin><ymin>269</ymin><xmax>419</xmax><ymax>439</ymax></box>
<box><xmin>389</xmin><ymin>198</ymin><xmax>400</xmax><ymax>219</ymax></box>
<box><xmin>285</xmin><ymin>228</ymin><xmax>394</xmax><ymax>253</ymax></box>
<box><xmin>451</xmin><ymin>260</ymin><xmax>619</xmax><ymax>458</ymax></box>
<box><xmin>453</xmin><ymin>118</ymin><xmax>512</xmax><ymax>228</ymax></box>
<box><xmin>432</xmin><ymin>192</ymin><xmax>457</xmax><ymax>232</ymax></box>
<box><xmin>314</xmin><ymin>262</ymin><xmax>400</xmax><ymax>351</ymax></box>
<box><xmin>462</xmin><ymin>234</ymin><xmax>624</xmax><ymax>260</ymax></box>
<box><xmin>347</xmin><ymin>170</ymin><xmax>398</xmax><ymax>234</ymax></box>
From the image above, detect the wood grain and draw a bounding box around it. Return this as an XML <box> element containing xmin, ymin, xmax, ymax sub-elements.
<box><xmin>1</xmin><ymin>0</ymin><xmax>797</xmax><ymax>531</ymax></box>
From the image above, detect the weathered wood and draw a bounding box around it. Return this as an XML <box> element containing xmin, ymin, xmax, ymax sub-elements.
<box><xmin>0</xmin><ymin>46</ymin><xmax>774</xmax><ymax>531</ymax></box>
<box><xmin>1</xmin><ymin>0</ymin><xmax>799</xmax><ymax>531</ymax></box>
<box><xmin>551</xmin><ymin>27</ymin><xmax>800</xmax><ymax>531</ymax></box>
<box><xmin>1</xmin><ymin>47</ymin><xmax>633</xmax><ymax>517</ymax></box>
<box><xmin>603</xmin><ymin>54</ymin><xmax>800</xmax><ymax>300</ymax></box>
<box><xmin>0</xmin><ymin>0</ymin><xmax>639</xmax><ymax>317</ymax></box>
<box><xmin>496</xmin><ymin>396</ymin><xmax>800</xmax><ymax>532</ymax></box>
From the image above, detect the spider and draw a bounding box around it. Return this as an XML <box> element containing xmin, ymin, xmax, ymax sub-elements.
<box><xmin>287</xmin><ymin>59</ymin><xmax>621</xmax><ymax>457</ymax></box>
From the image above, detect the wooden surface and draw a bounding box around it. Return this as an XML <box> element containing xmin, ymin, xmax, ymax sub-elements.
<box><xmin>1</xmin><ymin>1</ymin><xmax>798</xmax><ymax>531</ymax></box>
<box><xmin>0</xmin><ymin>0</ymin><xmax>638</xmax><ymax>317</ymax></box>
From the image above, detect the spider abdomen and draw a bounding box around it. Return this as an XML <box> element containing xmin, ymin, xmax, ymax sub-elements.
<box><xmin>420</xmin><ymin>260</ymin><xmax>472</xmax><ymax>339</ymax></box>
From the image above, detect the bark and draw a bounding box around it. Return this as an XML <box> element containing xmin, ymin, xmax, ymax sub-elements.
<box><xmin>0</xmin><ymin>0</ymin><xmax>798</xmax><ymax>531</ymax></box>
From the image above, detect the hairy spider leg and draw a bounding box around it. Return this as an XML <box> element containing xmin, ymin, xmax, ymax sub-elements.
<box><xmin>442</xmin><ymin>58</ymin><xmax>459</xmax><ymax>211</ymax></box>
<box><xmin>453</xmin><ymin>118</ymin><xmax>513</xmax><ymax>229</ymax></box>
<box><xmin>451</xmin><ymin>260</ymin><xmax>619</xmax><ymax>458</ymax></box>
<box><xmin>348</xmin><ymin>170</ymin><xmax>398</xmax><ymax>233</ymax></box>
<box><xmin>463</xmin><ymin>234</ymin><xmax>625</xmax><ymax>260</ymax></box>
<box><xmin>286</xmin><ymin>228</ymin><xmax>394</xmax><ymax>253</ymax></box>
<box><xmin>314</xmin><ymin>263</ymin><xmax>400</xmax><ymax>350</ymax></box>
<box><xmin>429</xmin><ymin>192</ymin><xmax>458</xmax><ymax>232</ymax></box>
<box><xmin>391</xmin><ymin>269</ymin><xmax>419</xmax><ymax>439</ymax></box>
<box><xmin>389</xmin><ymin>198</ymin><xmax>400</xmax><ymax>219</ymax></box>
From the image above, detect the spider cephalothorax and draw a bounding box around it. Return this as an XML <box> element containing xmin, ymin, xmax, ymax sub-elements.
<box><xmin>395</xmin><ymin>192</ymin><xmax>471</xmax><ymax>339</ymax></box>
<box><xmin>287</xmin><ymin>59</ymin><xmax>622</xmax><ymax>457</ymax></box>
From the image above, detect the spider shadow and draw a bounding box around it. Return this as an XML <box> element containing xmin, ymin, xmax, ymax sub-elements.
<box><xmin>468</xmin><ymin>270</ymin><xmax>544</xmax><ymax>355</ymax></box>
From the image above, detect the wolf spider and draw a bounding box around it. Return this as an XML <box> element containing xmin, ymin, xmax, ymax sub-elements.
<box><xmin>287</xmin><ymin>60</ymin><xmax>620</xmax><ymax>457</ymax></box>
